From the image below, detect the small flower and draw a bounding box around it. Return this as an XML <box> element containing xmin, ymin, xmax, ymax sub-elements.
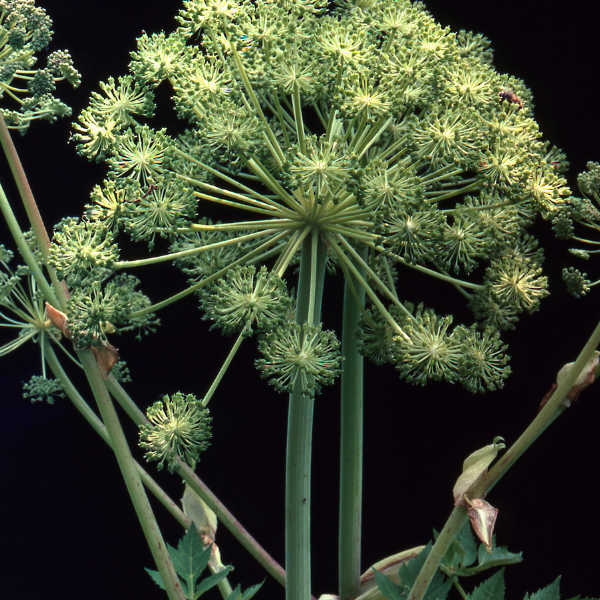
<box><xmin>577</xmin><ymin>161</ymin><xmax>600</xmax><ymax>199</ymax></box>
<box><xmin>440</xmin><ymin>213</ymin><xmax>487</xmax><ymax>274</ymax></box>
<box><xmin>256</xmin><ymin>322</ymin><xmax>342</xmax><ymax>397</ymax></box>
<box><xmin>89</xmin><ymin>75</ymin><xmax>155</xmax><ymax>126</ymax></box>
<box><xmin>171</xmin><ymin>226</ymin><xmax>249</xmax><ymax>283</ymax></box>
<box><xmin>289</xmin><ymin>136</ymin><xmax>352</xmax><ymax>197</ymax></box>
<box><xmin>522</xmin><ymin>167</ymin><xmax>569</xmax><ymax>212</ymax></box>
<box><xmin>393</xmin><ymin>305</ymin><xmax>463</xmax><ymax>386</ymax></box>
<box><xmin>459</xmin><ymin>327</ymin><xmax>511</xmax><ymax>393</ymax></box>
<box><xmin>552</xmin><ymin>212</ymin><xmax>574</xmax><ymax>240</ymax></box>
<box><xmin>356</xmin><ymin>305</ymin><xmax>399</xmax><ymax>365</ymax></box>
<box><xmin>121</xmin><ymin>177</ymin><xmax>196</xmax><ymax>248</ymax></box>
<box><xmin>484</xmin><ymin>257</ymin><xmax>548</xmax><ymax>313</ymax></box>
<box><xmin>383</xmin><ymin>206</ymin><xmax>443</xmax><ymax>265</ymax></box>
<box><xmin>66</xmin><ymin>274</ymin><xmax>159</xmax><ymax>346</ymax></box>
<box><xmin>50</xmin><ymin>218</ymin><xmax>120</xmax><ymax>282</ymax></box>
<box><xmin>200</xmin><ymin>265</ymin><xmax>293</xmax><ymax>335</ymax></box>
<box><xmin>0</xmin><ymin>3</ymin><xmax>80</xmax><ymax>132</ymax></box>
<box><xmin>199</xmin><ymin>101</ymin><xmax>264</xmax><ymax>161</ymax></box>
<box><xmin>85</xmin><ymin>180</ymin><xmax>136</xmax><ymax>232</ymax></box>
<box><xmin>129</xmin><ymin>31</ymin><xmax>188</xmax><ymax>86</ymax></box>
<box><xmin>107</xmin><ymin>125</ymin><xmax>169</xmax><ymax>184</ymax></box>
<box><xmin>139</xmin><ymin>392</ymin><xmax>211</xmax><ymax>472</ymax></box>
<box><xmin>562</xmin><ymin>267</ymin><xmax>591</xmax><ymax>298</ymax></box>
<box><xmin>66</xmin><ymin>282</ymin><xmax>127</xmax><ymax>347</ymax></box>
<box><xmin>22</xmin><ymin>375</ymin><xmax>65</xmax><ymax>405</ymax></box>
<box><xmin>176</xmin><ymin>0</ymin><xmax>246</xmax><ymax>38</ymax></box>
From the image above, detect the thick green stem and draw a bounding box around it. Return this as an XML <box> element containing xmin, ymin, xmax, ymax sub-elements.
<box><xmin>338</xmin><ymin>245</ymin><xmax>367</xmax><ymax>600</ymax></box>
<box><xmin>286</xmin><ymin>233</ymin><xmax>328</xmax><ymax>600</ymax></box>
<box><xmin>0</xmin><ymin>181</ymin><xmax>59</xmax><ymax>306</ymax></box>
<box><xmin>407</xmin><ymin>507</ymin><xmax>469</xmax><ymax>600</ymax></box>
<box><xmin>406</xmin><ymin>317</ymin><xmax>600</xmax><ymax>600</ymax></box>
<box><xmin>77</xmin><ymin>350</ymin><xmax>186</xmax><ymax>600</ymax></box>
<box><xmin>474</xmin><ymin>316</ymin><xmax>600</xmax><ymax>496</ymax></box>
<box><xmin>0</xmin><ymin>115</ymin><xmax>68</xmax><ymax>310</ymax></box>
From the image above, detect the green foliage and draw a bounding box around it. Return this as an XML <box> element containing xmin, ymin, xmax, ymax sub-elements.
<box><xmin>374</xmin><ymin>523</ymin><xmax>595</xmax><ymax>600</ymax></box>
<box><xmin>439</xmin><ymin>523</ymin><xmax>522</xmax><ymax>578</ymax></box>
<box><xmin>373</xmin><ymin>542</ymin><xmax>453</xmax><ymax>600</ymax></box>
<box><xmin>139</xmin><ymin>392</ymin><xmax>212</xmax><ymax>472</ymax></box>
<box><xmin>225</xmin><ymin>581</ymin><xmax>264</xmax><ymax>600</ymax></box>
<box><xmin>145</xmin><ymin>524</ymin><xmax>234</xmax><ymax>599</ymax></box>
<box><xmin>467</xmin><ymin>569</ymin><xmax>505</xmax><ymax>600</ymax></box>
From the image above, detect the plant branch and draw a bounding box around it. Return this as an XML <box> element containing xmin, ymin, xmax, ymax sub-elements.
<box><xmin>338</xmin><ymin>244</ymin><xmax>367</xmax><ymax>600</ymax></box>
<box><xmin>76</xmin><ymin>349</ymin><xmax>186</xmax><ymax>600</ymax></box>
<box><xmin>0</xmin><ymin>114</ymin><xmax>68</xmax><ymax>309</ymax></box>
<box><xmin>406</xmin><ymin>317</ymin><xmax>600</xmax><ymax>600</ymax></box>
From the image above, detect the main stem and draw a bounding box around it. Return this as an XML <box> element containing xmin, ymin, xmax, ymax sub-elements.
<box><xmin>339</xmin><ymin>246</ymin><xmax>367</xmax><ymax>600</ymax></box>
<box><xmin>286</xmin><ymin>232</ymin><xmax>327</xmax><ymax>600</ymax></box>
<box><xmin>77</xmin><ymin>350</ymin><xmax>186</xmax><ymax>600</ymax></box>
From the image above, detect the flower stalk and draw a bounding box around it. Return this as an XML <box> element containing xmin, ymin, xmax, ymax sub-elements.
<box><xmin>77</xmin><ymin>349</ymin><xmax>186</xmax><ymax>600</ymax></box>
<box><xmin>339</xmin><ymin>245</ymin><xmax>367</xmax><ymax>600</ymax></box>
<box><xmin>286</xmin><ymin>233</ymin><xmax>328</xmax><ymax>600</ymax></box>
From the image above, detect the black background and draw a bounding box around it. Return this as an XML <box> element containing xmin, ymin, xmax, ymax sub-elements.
<box><xmin>1</xmin><ymin>1</ymin><xmax>600</xmax><ymax>599</ymax></box>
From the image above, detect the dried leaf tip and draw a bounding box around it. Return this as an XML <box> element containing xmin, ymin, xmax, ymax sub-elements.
<box><xmin>464</xmin><ymin>495</ymin><xmax>498</xmax><ymax>553</ymax></box>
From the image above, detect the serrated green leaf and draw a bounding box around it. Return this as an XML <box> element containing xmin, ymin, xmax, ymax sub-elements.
<box><xmin>468</xmin><ymin>568</ymin><xmax>505</xmax><ymax>600</ymax></box>
<box><xmin>241</xmin><ymin>580</ymin><xmax>265</xmax><ymax>600</ymax></box>
<box><xmin>475</xmin><ymin>538</ymin><xmax>523</xmax><ymax>570</ymax></box>
<box><xmin>168</xmin><ymin>525</ymin><xmax>212</xmax><ymax>592</ymax></box>
<box><xmin>395</xmin><ymin>542</ymin><xmax>451</xmax><ymax>600</ymax></box>
<box><xmin>426</xmin><ymin>574</ymin><xmax>453</xmax><ymax>600</ymax></box>
<box><xmin>456</xmin><ymin>522</ymin><xmax>478</xmax><ymax>567</ymax></box>
<box><xmin>226</xmin><ymin>580</ymin><xmax>265</xmax><ymax>600</ymax></box>
<box><xmin>440</xmin><ymin>522</ymin><xmax>479</xmax><ymax>575</ymax></box>
<box><xmin>524</xmin><ymin>576</ymin><xmax>561</xmax><ymax>600</ymax></box>
<box><xmin>145</xmin><ymin>567</ymin><xmax>167</xmax><ymax>590</ymax></box>
<box><xmin>397</xmin><ymin>542</ymin><xmax>432</xmax><ymax>589</ymax></box>
<box><xmin>441</xmin><ymin>540</ymin><xmax>464</xmax><ymax>572</ymax></box>
<box><xmin>195</xmin><ymin>565</ymin><xmax>233</xmax><ymax>597</ymax></box>
<box><xmin>453</xmin><ymin>536</ymin><xmax>522</xmax><ymax>577</ymax></box>
<box><xmin>227</xmin><ymin>584</ymin><xmax>243</xmax><ymax>600</ymax></box>
<box><xmin>373</xmin><ymin>566</ymin><xmax>403</xmax><ymax>600</ymax></box>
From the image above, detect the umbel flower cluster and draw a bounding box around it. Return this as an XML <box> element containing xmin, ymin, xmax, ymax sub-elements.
<box><xmin>139</xmin><ymin>392</ymin><xmax>212</xmax><ymax>472</ymax></box>
<box><xmin>553</xmin><ymin>161</ymin><xmax>600</xmax><ymax>297</ymax></box>
<box><xmin>58</xmin><ymin>0</ymin><xmax>573</xmax><ymax>396</ymax></box>
<box><xmin>0</xmin><ymin>0</ymin><xmax>80</xmax><ymax>132</ymax></box>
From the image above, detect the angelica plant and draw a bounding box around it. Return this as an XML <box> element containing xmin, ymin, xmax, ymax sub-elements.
<box><xmin>2</xmin><ymin>1</ymin><xmax>600</xmax><ymax>600</ymax></box>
